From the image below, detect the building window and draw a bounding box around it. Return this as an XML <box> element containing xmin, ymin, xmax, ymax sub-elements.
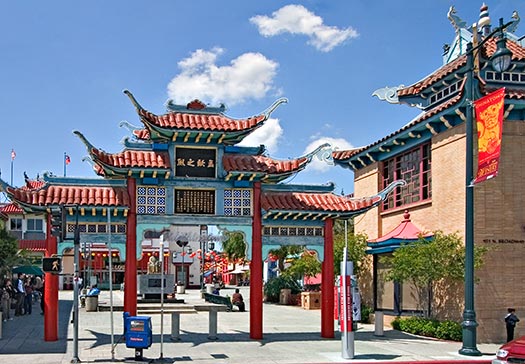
<box><xmin>27</xmin><ymin>219</ymin><xmax>43</xmax><ymax>232</ymax></box>
<box><xmin>137</xmin><ymin>186</ymin><xmax>166</xmax><ymax>214</ymax></box>
<box><xmin>262</xmin><ymin>226</ymin><xmax>323</xmax><ymax>237</ymax></box>
<box><xmin>428</xmin><ymin>80</ymin><xmax>460</xmax><ymax>106</ymax></box>
<box><xmin>10</xmin><ymin>218</ymin><xmax>22</xmax><ymax>231</ymax></box>
<box><xmin>224</xmin><ymin>189</ymin><xmax>252</xmax><ymax>216</ymax></box>
<box><xmin>67</xmin><ymin>223</ymin><xmax>126</xmax><ymax>234</ymax></box>
<box><xmin>382</xmin><ymin>143</ymin><xmax>431</xmax><ymax>210</ymax></box>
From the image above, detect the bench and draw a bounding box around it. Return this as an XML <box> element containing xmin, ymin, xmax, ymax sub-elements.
<box><xmin>203</xmin><ymin>293</ymin><xmax>233</xmax><ymax>311</ymax></box>
<box><xmin>137</xmin><ymin>307</ymin><xmax>197</xmax><ymax>341</ymax></box>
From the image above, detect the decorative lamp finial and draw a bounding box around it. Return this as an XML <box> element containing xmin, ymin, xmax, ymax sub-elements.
<box><xmin>478</xmin><ymin>3</ymin><xmax>491</xmax><ymax>37</ymax></box>
<box><xmin>403</xmin><ymin>209</ymin><xmax>410</xmax><ymax>222</ymax></box>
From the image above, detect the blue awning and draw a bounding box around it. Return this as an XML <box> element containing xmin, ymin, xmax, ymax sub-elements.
<box><xmin>203</xmin><ymin>270</ymin><xmax>215</xmax><ymax>277</ymax></box>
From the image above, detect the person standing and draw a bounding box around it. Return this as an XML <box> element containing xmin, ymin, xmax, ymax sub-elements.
<box><xmin>505</xmin><ymin>308</ymin><xmax>520</xmax><ymax>342</ymax></box>
<box><xmin>1</xmin><ymin>279</ymin><xmax>14</xmax><ymax>321</ymax></box>
<box><xmin>40</xmin><ymin>279</ymin><xmax>45</xmax><ymax>315</ymax></box>
<box><xmin>15</xmin><ymin>274</ymin><xmax>25</xmax><ymax>316</ymax></box>
<box><xmin>24</xmin><ymin>277</ymin><xmax>33</xmax><ymax>315</ymax></box>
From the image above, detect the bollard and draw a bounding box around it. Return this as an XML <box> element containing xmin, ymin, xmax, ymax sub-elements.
<box><xmin>374</xmin><ymin>311</ymin><xmax>384</xmax><ymax>336</ymax></box>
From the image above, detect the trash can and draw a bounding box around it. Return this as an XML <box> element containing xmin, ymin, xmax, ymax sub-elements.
<box><xmin>206</xmin><ymin>284</ymin><xmax>214</xmax><ymax>294</ymax></box>
<box><xmin>85</xmin><ymin>295</ymin><xmax>99</xmax><ymax>312</ymax></box>
<box><xmin>279</xmin><ymin>289</ymin><xmax>291</xmax><ymax>305</ymax></box>
<box><xmin>374</xmin><ymin>311</ymin><xmax>384</xmax><ymax>336</ymax></box>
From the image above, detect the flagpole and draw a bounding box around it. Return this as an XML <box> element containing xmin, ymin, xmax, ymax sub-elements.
<box><xmin>64</xmin><ymin>152</ymin><xmax>67</xmax><ymax>177</ymax></box>
<box><xmin>10</xmin><ymin>149</ymin><xmax>15</xmax><ymax>186</ymax></box>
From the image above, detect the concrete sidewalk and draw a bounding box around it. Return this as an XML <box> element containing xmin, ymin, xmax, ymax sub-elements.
<box><xmin>0</xmin><ymin>286</ymin><xmax>501</xmax><ymax>363</ymax></box>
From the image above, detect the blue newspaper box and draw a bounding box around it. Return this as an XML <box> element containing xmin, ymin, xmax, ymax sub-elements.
<box><xmin>124</xmin><ymin>312</ymin><xmax>152</xmax><ymax>349</ymax></box>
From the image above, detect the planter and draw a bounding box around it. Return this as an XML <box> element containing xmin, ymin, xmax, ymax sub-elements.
<box><xmin>301</xmin><ymin>291</ymin><xmax>321</xmax><ymax>310</ymax></box>
<box><xmin>85</xmin><ymin>296</ymin><xmax>99</xmax><ymax>312</ymax></box>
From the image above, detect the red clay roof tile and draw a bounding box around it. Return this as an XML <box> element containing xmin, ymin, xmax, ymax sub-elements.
<box><xmin>9</xmin><ymin>185</ymin><xmax>129</xmax><ymax>207</ymax></box>
<box><xmin>19</xmin><ymin>240</ymin><xmax>46</xmax><ymax>252</ymax></box>
<box><xmin>261</xmin><ymin>192</ymin><xmax>381</xmax><ymax>212</ymax></box>
<box><xmin>0</xmin><ymin>203</ymin><xmax>23</xmax><ymax>214</ymax></box>
<box><xmin>93</xmin><ymin>149</ymin><xmax>171</xmax><ymax>169</ymax></box>
<box><xmin>332</xmin><ymin>149</ymin><xmax>360</xmax><ymax>161</ymax></box>
<box><xmin>334</xmin><ymin>88</ymin><xmax>464</xmax><ymax>162</ymax></box>
<box><xmin>398</xmin><ymin>38</ymin><xmax>525</xmax><ymax>97</ymax></box>
<box><xmin>223</xmin><ymin>154</ymin><xmax>309</xmax><ymax>174</ymax></box>
<box><xmin>369</xmin><ymin>210</ymin><xmax>433</xmax><ymax>243</ymax></box>
<box><xmin>139</xmin><ymin>109</ymin><xmax>266</xmax><ymax>132</ymax></box>
<box><xmin>23</xmin><ymin>180</ymin><xmax>45</xmax><ymax>190</ymax></box>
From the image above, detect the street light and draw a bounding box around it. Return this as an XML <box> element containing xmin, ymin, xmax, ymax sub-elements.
<box><xmin>460</xmin><ymin>18</ymin><xmax>512</xmax><ymax>356</ymax></box>
<box><xmin>175</xmin><ymin>239</ymin><xmax>190</xmax><ymax>287</ymax></box>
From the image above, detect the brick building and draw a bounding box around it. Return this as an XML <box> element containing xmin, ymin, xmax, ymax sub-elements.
<box><xmin>333</xmin><ymin>4</ymin><xmax>525</xmax><ymax>343</ymax></box>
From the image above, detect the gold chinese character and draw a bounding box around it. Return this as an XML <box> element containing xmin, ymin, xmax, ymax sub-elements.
<box><xmin>177</xmin><ymin>158</ymin><xmax>185</xmax><ymax>166</ymax></box>
<box><xmin>207</xmin><ymin>160</ymin><xmax>215</xmax><ymax>168</ymax></box>
<box><xmin>187</xmin><ymin>158</ymin><xmax>195</xmax><ymax>167</ymax></box>
<box><xmin>197</xmin><ymin>159</ymin><xmax>206</xmax><ymax>167</ymax></box>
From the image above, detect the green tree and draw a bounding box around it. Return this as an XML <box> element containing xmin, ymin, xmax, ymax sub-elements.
<box><xmin>380</xmin><ymin>231</ymin><xmax>488</xmax><ymax>318</ymax></box>
<box><xmin>268</xmin><ymin>245</ymin><xmax>303</xmax><ymax>273</ymax></box>
<box><xmin>0</xmin><ymin>227</ymin><xmax>20</xmax><ymax>277</ymax></box>
<box><xmin>282</xmin><ymin>251</ymin><xmax>322</xmax><ymax>280</ymax></box>
<box><xmin>333</xmin><ymin>219</ymin><xmax>368</xmax><ymax>278</ymax></box>
<box><xmin>221</xmin><ymin>231</ymin><xmax>247</xmax><ymax>262</ymax></box>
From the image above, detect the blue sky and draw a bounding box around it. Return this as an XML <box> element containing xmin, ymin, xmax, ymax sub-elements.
<box><xmin>1</xmin><ymin>1</ymin><xmax>523</xmax><ymax>195</ymax></box>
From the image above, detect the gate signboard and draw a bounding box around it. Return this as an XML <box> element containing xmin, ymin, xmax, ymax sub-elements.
<box><xmin>174</xmin><ymin>189</ymin><xmax>215</xmax><ymax>214</ymax></box>
<box><xmin>175</xmin><ymin>147</ymin><xmax>216</xmax><ymax>178</ymax></box>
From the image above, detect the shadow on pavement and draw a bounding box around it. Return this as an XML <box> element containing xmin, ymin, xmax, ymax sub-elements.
<box><xmin>81</xmin><ymin>325</ymin><xmax>438</xmax><ymax>350</ymax></box>
<box><xmin>0</xmin><ymin>298</ymin><xmax>72</xmax><ymax>354</ymax></box>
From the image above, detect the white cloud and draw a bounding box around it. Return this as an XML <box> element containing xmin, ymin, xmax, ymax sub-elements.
<box><xmin>250</xmin><ymin>4</ymin><xmax>358</xmax><ymax>52</ymax></box>
<box><xmin>236</xmin><ymin>118</ymin><xmax>283</xmax><ymax>155</ymax></box>
<box><xmin>303</xmin><ymin>136</ymin><xmax>354</xmax><ymax>172</ymax></box>
<box><xmin>167</xmin><ymin>48</ymin><xmax>279</xmax><ymax>106</ymax></box>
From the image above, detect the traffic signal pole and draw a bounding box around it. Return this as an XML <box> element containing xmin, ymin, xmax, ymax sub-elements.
<box><xmin>72</xmin><ymin>206</ymin><xmax>80</xmax><ymax>363</ymax></box>
<box><xmin>44</xmin><ymin>213</ymin><xmax>58</xmax><ymax>342</ymax></box>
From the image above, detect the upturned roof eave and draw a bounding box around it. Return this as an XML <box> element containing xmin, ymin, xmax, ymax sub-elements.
<box><xmin>336</xmin><ymin>91</ymin><xmax>467</xmax><ymax>171</ymax></box>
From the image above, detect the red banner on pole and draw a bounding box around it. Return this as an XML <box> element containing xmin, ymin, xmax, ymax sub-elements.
<box><xmin>473</xmin><ymin>87</ymin><xmax>505</xmax><ymax>184</ymax></box>
<box><xmin>339</xmin><ymin>275</ymin><xmax>352</xmax><ymax>332</ymax></box>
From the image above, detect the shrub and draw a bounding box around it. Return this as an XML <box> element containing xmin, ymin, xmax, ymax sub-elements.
<box><xmin>391</xmin><ymin>316</ymin><xmax>462</xmax><ymax>341</ymax></box>
<box><xmin>263</xmin><ymin>276</ymin><xmax>302</xmax><ymax>303</ymax></box>
<box><xmin>360</xmin><ymin>305</ymin><xmax>373</xmax><ymax>324</ymax></box>
<box><xmin>435</xmin><ymin>320</ymin><xmax>462</xmax><ymax>341</ymax></box>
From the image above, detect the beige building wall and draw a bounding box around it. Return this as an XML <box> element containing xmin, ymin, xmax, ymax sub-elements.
<box><xmin>353</xmin><ymin>119</ymin><xmax>525</xmax><ymax>343</ymax></box>
<box><xmin>473</xmin><ymin>120</ymin><xmax>525</xmax><ymax>343</ymax></box>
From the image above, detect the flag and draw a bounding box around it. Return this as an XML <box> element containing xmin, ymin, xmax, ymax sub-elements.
<box><xmin>473</xmin><ymin>87</ymin><xmax>505</xmax><ymax>184</ymax></box>
<box><xmin>11</xmin><ymin>149</ymin><xmax>16</xmax><ymax>161</ymax></box>
<box><xmin>65</xmin><ymin>154</ymin><xmax>71</xmax><ymax>165</ymax></box>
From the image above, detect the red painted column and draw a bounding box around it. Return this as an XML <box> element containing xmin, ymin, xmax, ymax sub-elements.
<box><xmin>44</xmin><ymin>213</ymin><xmax>58</xmax><ymax>341</ymax></box>
<box><xmin>125</xmin><ymin>177</ymin><xmax>137</xmax><ymax>315</ymax></box>
<box><xmin>321</xmin><ymin>218</ymin><xmax>335</xmax><ymax>338</ymax></box>
<box><xmin>250</xmin><ymin>182</ymin><xmax>263</xmax><ymax>339</ymax></box>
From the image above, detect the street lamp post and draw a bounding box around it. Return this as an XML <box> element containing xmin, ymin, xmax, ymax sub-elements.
<box><xmin>175</xmin><ymin>239</ymin><xmax>190</xmax><ymax>287</ymax></box>
<box><xmin>460</xmin><ymin>18</ymin><xmax>512</xmax><ymax>356</ymax></box>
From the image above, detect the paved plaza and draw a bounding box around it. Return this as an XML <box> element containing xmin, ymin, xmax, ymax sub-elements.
<box><xmin>0</xmin><ymin>286</ymin><xmax>501</xmax><ymax>363</ymax></box>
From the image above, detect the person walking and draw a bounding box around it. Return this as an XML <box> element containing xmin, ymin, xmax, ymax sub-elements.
<box><xmin>505</xmin><ymin>308</ymin><xmax>520</xmax><ymax>342</ymax></box>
